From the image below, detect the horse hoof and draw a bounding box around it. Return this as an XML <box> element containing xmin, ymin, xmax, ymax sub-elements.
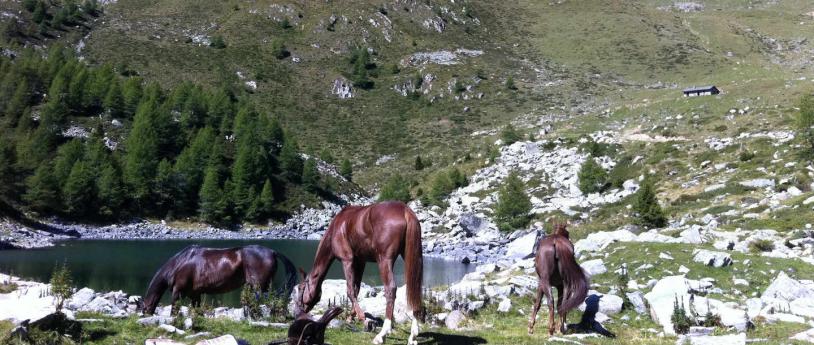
<box><xmin>372</xmin><ymin>335</ymin><xmax>384</xmax><ymax>345</ymax></box>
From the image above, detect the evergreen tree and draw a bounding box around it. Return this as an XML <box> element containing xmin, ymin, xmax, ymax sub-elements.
<box><xmin>339</xmin><ymin>158</ymin><xmax>353</xmax><ymax>181</ymax></box>
<box><xmin>207</xmin><ymin>88</ymin><xmax>232</xmax><ymax>130</ymax></box>
<box><xmin>123</xmin><ymin>99</ymin><xmax>160</xmax><ymax>205</ymax></box>
<box><xmin>319</xmin><ymin>148</ymin><xmax>334</xmax><ymax>164</ymax></box>
<box><xmin>500</xmin><ymin>124</ymin><xmax>521</xmax><ymax>145</ymax></box>
<box><xmin>153</xmin><ymin>159</ymin><xmax>179</xmax><ymax>215</ymax></box>
<box><xmin>23</xmin><ymin>0</ymin><xmax>37</xmax><ymax>12</ymax></box>
<box><xmin>198</xmin><ymin>164</ymin><xmax>223</xmax><ymax>224</ymax></box>
<box><xmin>414</xmin><ymin>156</ymin><xmax>425</xmax><ymax>171</ymax></box>
<box><xmin>257</xmin><ymin>179</ymin><xmax>274</xmax><ymax>220</ymax></box>
<box><xmin>121</xmin><ymin>77</ymin><xmax>142</xmax><ymax>117</ymax></box>
<box><xmin>578</xmin><ymin>158</ymin><xmax>608</xmax><ymax>194</ymax></box>
<box><xmin>0</xmin><ymin>141</ymin><xmax>18</xmax><ymax>198</ymax></box>
<box><xmin>448</xmin><ymin>168</ymin><xmax>467</xmax><ymax>188</ymax></box>
<box><xmin>96</xmin><ymin>163</ymin><xmax>125</xmax><ymax>219</ymax></box>
<box><xmin>494</xmin><ymin>171</ymin><xmax>532</xmax><ymax>232</ymax></box>
<box><xmin>302</xmin><ymin>158</ymin><xmax>320</xmax><ymax>192</ymax></box>
<box><xmin>23</xmin><ymin>163</ymin><xmax>60</xmax><ymax>214</ymax></box>
<box><xmin>279</xmin><ymin>136</ymin><xmax>303</xmax><ymax>182</ymax></box>
<box><xmin>379</xmin><ymin>174</ymin><xmax>410</xmax><ymax>203</ymax></box>
<box><xmin>53</xmin><ymin>139</ymin><xmax>84</xmax><ymax>188</ymax></box>
<box><xmin>103</xmin><ymin>78</ymin><xmax>124</xmax><ymax>118</ymax></box>
<box><xmin>49</xmin><ymin>261</ymin><xmax>73</xmax><ymax>312</ymax></box>
<box><xmin>5</xmin><ymin>79</ymin><xmax>31</xmax><ymax>124</ymax></box>
<box><xmin>799</xmin><ymin>94</ymin><xmax>814</xmax><ymax>151</ymax></box>
<box><xmin>62</xmin><ymin>160</ymin><xmax>95</xmax><ymax>217</ymax></box>
<box><xmin>32</xmin><ymin>1</ymin><xmax>47</xmax><ymax>24</ymax></box>
<box><xmin>66</xmin><ymin>68</ymin><xmax>88</xmax><ymax>111</ymax></box>
<box><xmin>633</xmin><ymin>176</ymin><xmax>667</xmax><ymax>229</ymax></box>
<box><xmin>174</xmin><ymin>127</ymin><xmax>215</xmax><ymax>214</ymax></box>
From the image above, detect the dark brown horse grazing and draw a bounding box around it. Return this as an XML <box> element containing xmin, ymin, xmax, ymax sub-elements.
<box><xmin>528</xmin><ymin>223</ymin><xmax>589</xmax><ymax>336</ymax></box>
<box><xmin>142</xmin><ymin>244</ymin><xmax>297</xmax><ymax>315</ymax></box>
<box><xmin>295</xmin><ymin>201</ymin><xmax>423</xmax><ymax>345</ymax></box>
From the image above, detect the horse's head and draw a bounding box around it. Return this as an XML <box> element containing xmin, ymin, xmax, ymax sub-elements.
<box><xmin>140</xmin><ymin>294</ymin><xmax>159</xmax><ymax>315</ymax></box>
<box><xmin>552</xmin><ymin>221</ymin><xmax>569</xmax><ymax>238</ymax></box>
<box><xmin>295</xmin><ymin>267</ymin><xmax>321</xmax><ymax>314</ymax></box>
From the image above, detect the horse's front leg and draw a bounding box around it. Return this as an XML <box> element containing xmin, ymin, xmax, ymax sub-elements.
<box><xmin>373</xmin><ymin>258</ymin><xmax>396</xmax><ymax>345</ymax></box>
<box><xmin>170</xmin><ymin>287</ymin><xmax>181</xmax><ymax>316</ymax></box>
<box><xmin>341</xmin><ymin>260</ymin><xmax>366</xmax><ymax>323</ymax></box>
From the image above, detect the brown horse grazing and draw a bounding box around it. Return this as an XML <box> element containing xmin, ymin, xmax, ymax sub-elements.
<box><xmin>142</xmin><ymin>244</ymin><xmax>297</xmax><ymax>315</ymax></box>
<box><xmin>294</xmin><ymin>201</ymin><xmax>423</xmax><ymax>345</ymax></box>
<box><xmin>528</xmin><ymin>223</ymin><xmax>589</xmax><ymax>336</ymax></box>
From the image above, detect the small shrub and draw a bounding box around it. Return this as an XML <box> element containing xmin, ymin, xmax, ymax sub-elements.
<box><xmin>500</xmin><ymin>125</ymin><xmax>521</xmax><ymax>145</ymax></box>
<box><xmin>240</xmin><ymin>284</ymin><xmax>262</xmax><ymax>320</ymax></box>
<box><xmin>739</xmin><ymin>151</ymin><xmax>755</xmax><ymax>162</ymax></box>
<box><xmin>748</xmin><ymin>239</ymin><xmax>775</xmax><ymax>253</ymax></box>
<box><xmin>379</xmin><ymin>174</ymin><xmax>411</xmax><ymax>203</ymax></box>
<box><xmin>271</xmin><ymin>39</ymin><xmax>290</xmax><ymax>59</ymax></box>
<box><xmin>50</xmin><ymin>261</ymin><xmax>74</xmax><ymax>312</ymax></box>
<box><xmin>671</xmin><ymin>296</ymin><xmax>692</xmax><ymax>334</ymax></box>
<box><xmin>209</xmin><ymin>36</ymin><xmax>226</xmax><ymax>49</ymax></box>
<box><xmin>505</xmin><ymin>76</ymin><xmax>516</xmax><ymax>90</ymax></box>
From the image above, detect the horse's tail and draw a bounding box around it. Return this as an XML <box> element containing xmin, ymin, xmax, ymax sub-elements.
<box><xmin>555</xmin><ymin>240</ymin><xmax>589</xmax><ymax>315</ymax></box>
<box><xmin>403</xmin><ymin>206</ymin><xmax>423</xmax><ymax>321</ymax></box>
<box><xmin>275</xmin><ymin>252</ymin><xmax>298</xmax><ymax>297</ymax></box>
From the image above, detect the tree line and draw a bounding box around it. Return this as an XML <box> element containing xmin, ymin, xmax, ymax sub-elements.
<box><xmin>0</xmin><ymin>47</ymin><xmax>338</xmax><ymax>225</ymax></box>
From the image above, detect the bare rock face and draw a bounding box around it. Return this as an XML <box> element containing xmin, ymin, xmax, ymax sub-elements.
<box><xmin>331</xmin><ymin>78</ymin><xmax>353</xmax><ymax>99</ymax></box>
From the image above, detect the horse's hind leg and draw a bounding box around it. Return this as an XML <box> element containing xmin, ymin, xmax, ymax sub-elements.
<box><xmin>545</xmin><ymin>285</ymin><xmax>555</xmax><ymax>336</ymax></box>
<box><xmin>373</xmin><ymin>258</ymin><xmax>395</xmax><ymax>345</ymax></box>
<box><xmin>556</xmin><ymin>284</ymin><xmax>566</xmax><ymax>334</ymax></box>
<box><xmin>528</xmin><ymin>281</ymin><xmax>549</xmax><ymax>335</ymax></box>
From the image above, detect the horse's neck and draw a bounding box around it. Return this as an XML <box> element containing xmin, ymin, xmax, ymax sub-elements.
<box><xmin>308</xmin><ymin>237</ymin><xmax>334</xmax><ymax>287</ymax></box>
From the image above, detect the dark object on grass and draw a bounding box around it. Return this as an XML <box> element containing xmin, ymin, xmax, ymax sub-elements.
<box><xmin>273</xmin><ymin>307</ymin><xmax>343</xmax><ymax>345</ymax></box>
<box><xmin>567</xmin><ymin>294</ymin><xmax>616</xmax><ymax>338</ymax></box>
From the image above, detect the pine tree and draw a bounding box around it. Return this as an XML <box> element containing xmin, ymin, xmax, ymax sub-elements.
<box><xmin>578</xmin><ymin>158</ymin><xmax>608</xmax><ymax>194</ymax></box>
<box><xmin>0</xmin><ymin>141</ymin><xmax>18</xmax><ymax>198</ymax></box>
<box><xmin>123</xmin><ymin>99</ymin><xmax>160</xmax><ymax>205</ymax></box>
<box><xmin>32</xmin><ymin>1</ymin><xmax>46</xmax><ymax>24</ymax></box>
<box><xmin>494</xmin><ymin>171</ymin><xmax>532</xmax><ymax>232</ymax></box>
<box><xmin>103</xmin><ymin>78</ymin><xmax>124</xmax><ymax>118</ymax></box>
<box><xmin>258</xmin><ymin>179</ymin><xmax>274</xmax><ymax>220</ymax></box>
<box><xmin>121</xmin><ymin>77</ymin><xmax>143</xmax><ymax>117</ymax></box>
<box><xmin>198</xmin><ymin>164</ymin><xmax>223</xmax><ymax>224</ymax></box>
<box><xmin>231</xmin><ymin>131</ymin><xmax>266</xmax><ymax>217</ymax></box>
<box><xmin>505</xmin><ymin>76</ymin><xmax>516</xmax><ymax>90</ymax></box>
<box><xmin>53</xmin><ymin>139</ymin><xmax>84</xmax><ymax>188</ymax></box>
<box><xmin>633</xmin><ymin>177</ymin><xmax>667</xmax><ymax>229</ymax></box>
<box><xmin>207</xmin><ymin>88</ymin><xmax>232</xmax><ymax>130</ymax></box>
<box><xmin>302</xmin><ymin>158</ymin><xmax>320</xmax><ymax>192</ymax></box>
<box><xmin>339</xmin><ymin>159</ymin><xmax>353</xmax><ymax>181</ymax></box>
<box><xmin>23</xmin><ymin>163</ymin><xmax>61</xmax><ymax>214</ymax></box>
<box><xmin>62</xmin><ymin>160</ymin><xmax>95</xmax><ymax>217</ymax></box>
<box><xmin>379</xmin><ymin>174</ymin><xmax>410</xmax><ymax>203</ymax></box>
<box><xmin>414</xmin><ymin>156</ymin><xmax>424</xmax><ymax>171</ymax></box>
<box><xmin>799</xmin><ymin>94</ymin><xmax>814</xmax><ymax>151</ymax></box>
<box><xmin>174</xmin><ymin>127</ymin><xmax>215</xmax><ymax>214</ymax></box>
<box><xmin>66</xmin><ymin>68</ymin><xmax>88</xmax><ymax>112</ymax></box>
<box><xmin>448</xmin><ymin>168</ymin><xmax>467</xmax><ymax>188</ymax></box>
<box><xmin>279</xmin><ymin>136</ymin><xmax>302</xmax><ymax>182</ymax></box>
<box><xmin>153</xmin><ymin>159</ymin><xmax>179</xmax><ymax>215</ymax></box>
<box><xmin>96</xmin><ymin>163</ymin><xmax>125</xmax><ymax>219</ymax></box>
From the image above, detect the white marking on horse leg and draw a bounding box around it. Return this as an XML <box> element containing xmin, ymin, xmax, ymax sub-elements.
<box><xmin>408</xmin><ymin>316</ymin><xmax>420</xmax><ymax>345</ymax></box>
<box><xmin>373</xmin><ymin>319</ymin><xmax>392</xmax><ymax>344</ymax></box>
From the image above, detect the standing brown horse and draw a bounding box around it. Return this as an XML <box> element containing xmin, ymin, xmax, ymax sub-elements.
<box><xmin>142</xmin><ymin>245</ymin><xmax>297</xmax><ymax>315</ymax></box>
<box><xmin>528</xmin><ymin>223</ymin><xmax>589</xmax><ymax>336</ymax></box>
<box><xmin>295</xmin><ymin>201</ymin><xmax>423</xmax><ymax>345</ymax></box>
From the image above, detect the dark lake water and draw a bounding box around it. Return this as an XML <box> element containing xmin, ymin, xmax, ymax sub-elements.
<box><xmin>0</xmin><ymin>239</ymin><xmax>474</xmax><ymax>306</ymax></box>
